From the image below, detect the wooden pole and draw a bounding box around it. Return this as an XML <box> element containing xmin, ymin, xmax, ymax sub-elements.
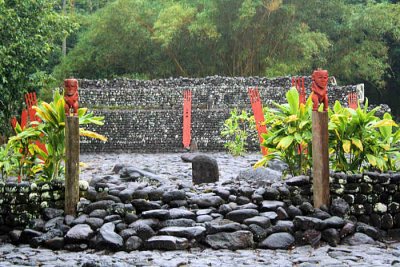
<box><xmin>312</xmin><ymin>111</ymin><xmax>330</xmax><ymax>208</ymax></box>
<box><xmin>65</xmin><ymin>116</ymin><xmax>80</xmax><ymax>215</ymax></box>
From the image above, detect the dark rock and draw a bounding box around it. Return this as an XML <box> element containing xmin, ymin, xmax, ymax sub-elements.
<box><xmin>104</xmin><ymin>214</ymin><xmax>122</xmax><ymax>223</ymax></box>
<box><xmin>120</xmin><ymin>167</ymin><xmax>166</xmax><ymax>186</ymax></box>
<box><xmin>340</xmin><ymin>222</ymin><xmax>356</xmax><ymax>238</ymax></box>
<box><xmin>236</xmin><ymin>196</ymin><xmax>250</xmax><ymax>205</ymax></box>
<box><xmin>287</xmin><ymin>205</ymin><xmax>303</xmax><ymax>219</ymax></box>
<box><xmin>64</xmin><ymin>215</ymin><xmax>75</xmax><ymax>226</ymax></box>
<box><xmin>299</xmin><ymin>202</ymin><xmax>314</xmax><ymax>214</ymax></box>
<box><xmin>324</xmin><ymin>216</ymin><xmax>345</xmax><ymax>228</ymax></box>
<box><xmin>162</xmin><ymin>190</ymin><xmax>186</xmax><ymax>203</ymax></box>
<box><xmin>145</xmin><ymin>236</ymin><xmax>189</xmax><ymax>250</ymax></box>
<box><xmin>125</xmin><ymin>213</ymin><xmax>138</xmax><ymax>224</ymax></box>
<box><xmin>9</xmin><ymin>230</ymin><xmax>22</xmax><ymax>244</ymax></box>
<box><xmin>65</xmin><ymin>224</ymin><xmax>94</xmax><ymax>243</ymax></box>
<box><xmin>124</xmin><ymin>236</ymin><xmax>143</xmax><ymax>251</ymax></box>
<box><xmin>260</xmin><ymin>200</ymin><xmax>285</xmax><ymax>212</ymax></box>
<box><xmin>226</xmin><ymin>209</ymin><xmax>259</xmax><ymax>223</ymax></box>
<box><xmin>112</xmin><ymin>163</ymin><xmax>125</xmax><ymax>174</ymax></box>
<box><xmin>44</xmin><ymin>236</ymin><xmax>64</xmax><ymax>250</ymax></box>
<box><xmin>169</xmin><ymin>200</ymin><xmax>188</xmax><ymax>208</ymax></box>
<box><xmin>310</xmin><ymin>209</ymin><xmax>331</xmax><ymax>220</ymax></box>
<box><xmin>31</xmin><ymin>229</ymin><xmax>63</xmax><ymax>248</ymax></box>
<box><xmin>248</xmin><ymin>224</ymin><xmax>268</xmax><ymax>242</ymax></box>
<box><xmin>89</xmin><ymin>209</ymin><xmax>108</xmax><ymax>219</ymax></box>
<box><xmin>237</xmin><ymin>203</ymin><xmax>258</xmax><ymax>210</ymax></box>
<box><xmin>204</xmin><ymin>231</ymin><xmax>254</xmax><ymax>250</ymax></box>
<box><xmin>181</xmin><ymin>153</ymin><xmax>200</xmax><ymax>163</ymax></box>
<box><xmin>71</xmin><ymin>215</ymin><xmax>89</xmax><ymax>226</ymax></box>
<box><xmin>370</xmin><ymin>213</ymin><xmax>382</xmax><ymax>228</ymax></box>
<box><xmin>43</xmin><ymin>208</ymin><xmax>64</xmax><ymax>220</ymax></box>
<box><xmin>381</xmin><ymin>214</ymin><xmax>394</xmax><ymax>230</ymax></box>
<box><xmin>239</xmin><ymin>187</ymin><xmax>254</xmax><ymax>198</ymax></box>
<box><xmin>118</xmin><ymin>188</ymin><xmax>135</xmax><ymax>203</ymax></box>
<box><xmin>330</xmin><ymin>198</ymin><xmax>349</xmax><ymax>217</ymax></box>
<box><xmin>293</xmin><ymin>216</ymin><xmax>326</xmax><ymax>230</ymax></box>
<box><xmin>168</xmin><ymin>208</ymin><xmax>196</xmax><ymax>220</ymax></box>
<box><xmin>214</xmin><ymin>188</ymin><xmax>231</xmax><ymax>200</ymax></box>
<box><xmin>322</xmin><ymin>228</ymin><xmax>340</xmax><ymax>247</ymax></box>
<box><xmin>302</xmin><ymin>229</ymin><xmax>321</xmax><ymax>247</ymax></box>
<box><xmin>192</xmin><ymin>155</ymin><xmax>219</xmax><ymax>184</ymax></box>
<box><xmin>131</xmin><ymin>199</ymin><xmax>161</xmax><ymax>213</ymax></box>
<box><xmin>205</xmin><ymin>219</ymin><xmax>243</xmax><ymax>234</ymax></box>
<box><xmin>120</xmin><ymin>228</ymin><xmax>137</xmax><ymax>240</ymax></box>
<box><xmin>268</xmin><ymin>220</ymin><xmax>295</xmax><ymax>234</ymax></box>
<box><xmin>285</xmin><ymin>175</ymin><xmax>310</xmax><ymax>186</ymax></box>
<box><xmin>148</xmin><ymin>188</ymin><xmax>164</xmax><ymax>201</ymax></box>
<box><xmin>142</xmin><ymin>209</ymin><xmax>170</xmax><ymax>220</ymax></box>
<box><xmin>131</xmin><ymin>189</ymin><xmax>149</xmax><ymax>200</ymax></box>
<box><xmin>44</xmin><ymin>217</ymin><xmax>65</xmax><ymax>231</ymax></box>
<box><xmin>29</xmin><ymin>218</ymin><xmax>45</xmax><ymax>231</ymax></box>
<box><xmin>267</xmin><ymin>159</ymin><xmax>288</xmax><ymax>172</ymax></box>
<box><xmin>260</xmin><ymin>211</ymin><xmax>279</xmax><ymax>223</ymax></box>
<box><xmin>276</xmin><ymin>207</ymin><xmax>289</xmax><ymax>220</ymax></box>
<box><xmin>197</xmin><ymin>215</ymin><xmax>213</xmax><ymax>223</ymax></box>
<box><xmin>159</xmin><ymin>226</ymin><xmax>206</xmax><ymax>239</ymax></box>
<box><xmin>342</xmin><ymin>232</ymin><xmax>375</xmax><ymax>245</ymax></box>
<box><xmin>161</xmin><ymin>219</ymin><xmax>195</xmax><ymax>228</ymax></box>
<box><xmin>190</xmin><ymin>195</ymin><xmax>224</xmax><ymax>208</ymax></box>
<box><xmin>129</xmin><ymin>223</ymin><xmax>155</xmax><ymax>240</ymax></box>
<box><xmin>258</xmin><ymin>232</ymin><xmax>295</xmax><ymax>249</ymax></box>
<box><xmin>251</xmin><ymin>193</ymin><xmax>264</xmax><ymax>204</ymax></box>
<box><xmin>84</xmin><ymin>200</ymin><xmax>115</xmax><ymax>214</ymax></box>
<box><xmin>96</xmin><ymin>222</ymin><xmax>123</xmax><ymax>251</ymax></box>
<box><xmin>218</xmin><ymin>204</ymin><xmax>233</xmax><ymax>215</ymax></box>
<box><xmin>64</xmin><ymin>243</ymin><xmax>88</xmax><ymax>251</ymax></box>
<box><xmin>116</xmin><ymin>222</ymin><xmax>127</xmax><ymax>232</ymax></box>
<box><xmin>263</xmin><ymin>187</ymin><xmax>280</xmax><ymax>200</ymax></box>
<box><xmin>356</xmin><ymin>222</ymin><xmax>381</xmax><ymax>240</ymax></box>
<box><xmin>85</xmin><ymin>217</ymin><xmax>104</xmax><ymax>230</ymax></box>
<box><xmin>243</xmin><ymin>216</ymin><xmax>271</xmax><ymax>228</ymax></box>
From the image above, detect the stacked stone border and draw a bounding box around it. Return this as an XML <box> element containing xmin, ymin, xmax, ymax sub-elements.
<box><xmin>78</xmin><ymin>76</ymin><xmax>359</xmax><ymax>152</ymax></box>
<box><xmin>1</xmin><ymin>170</ymin><xmax>399</xmax><ymax>251</ymax></box>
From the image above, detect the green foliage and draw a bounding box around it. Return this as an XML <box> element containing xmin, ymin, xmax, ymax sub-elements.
<box><xmin>1</xmin><ymin>90</ymin><xmax>106</xmax><ymax>182</ymax></box>
<box><xmin>221</xmin><ymin>109</ymin><xmax>251</xmax><ymax>156</ymax></box>
<box><xmin>329</xmin><ymin>99</ymin><xmax>400</xmax><ymax>172</ymax></box>
<box><xmin>254</xmin><ymin>88</ymin><xmax>313</xmax><ymax>176</ymax></box>
<box><xmin>0</xmin><ymin>0</ymin><xmax>77</xmax><ymax>137</ymax></box>
<box><xmin>223</xmin><ymin>91</ymin><xmax>400</xmax><ymax>175</ymax></box>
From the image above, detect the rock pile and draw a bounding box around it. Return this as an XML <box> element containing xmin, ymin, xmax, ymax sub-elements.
<box><xmin>4</xmin><ymin>168</ymin><xmax>389</xmax><ymax>252</ymax></box>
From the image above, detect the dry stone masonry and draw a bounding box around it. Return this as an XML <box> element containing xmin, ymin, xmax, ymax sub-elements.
<box><xmin>78</xmin><ymin>76</ymin><xmax>360</xmax><ymax>153</ymax></box>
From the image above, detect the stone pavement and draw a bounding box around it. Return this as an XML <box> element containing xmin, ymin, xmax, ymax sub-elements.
<box><xmin>1</xmin><ymin>241</ymin><xmax>400</xmax><ymax>266</ymax></box>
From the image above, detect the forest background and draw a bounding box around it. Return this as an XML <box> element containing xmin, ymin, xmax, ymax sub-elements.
<box><xmin>1</xmin><ymin>0</ymin><xmax>400</xmax><ymax>137</ymax></box>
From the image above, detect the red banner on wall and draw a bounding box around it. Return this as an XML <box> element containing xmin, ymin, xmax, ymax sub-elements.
<box><xmin>248</xmin><ymin>88</ymin><xmax>267</xmax><ymax>155</ymax></box>
<box><xmin>182</xmin><ymin>90</ymin><xmax>192</xmax><ymax>148</ymax></box>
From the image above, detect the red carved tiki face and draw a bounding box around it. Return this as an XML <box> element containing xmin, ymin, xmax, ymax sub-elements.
<box><xmin>64</xmin><ymin>79</ymin><xmax>78</xmax><ymax>96</ymax></box>
<box><xmin>312</xmin><ymin>69</ymin><xmax>328</xmax><ymax>89</ymax></box>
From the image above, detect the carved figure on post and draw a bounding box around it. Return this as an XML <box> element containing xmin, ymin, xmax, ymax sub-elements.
<box><xmin>311</xmin><ymin>69</ymin><xmax>329</xmax><ymax>112</ymax></box>
<box><xmin>64</xmin><ymin>79</ymin><xmax>79</xmax><ymax>116</ymax></box>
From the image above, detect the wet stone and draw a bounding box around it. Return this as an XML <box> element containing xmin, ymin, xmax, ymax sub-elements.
<box><xmin>342</xmin><ymin>232</ymin><xmax>376</xmax><ymax>245</ymax></box>
<box><xmin>43</xmin><ymin>208</ymin><xmax>64</xmax><ymax>220</ymax></box>
<box><xmin>131</xmin><ymin>199</ymin><xmax>161</xmax><ymax>213</ymax></box>
<box><xmin>243</xmin><ymin>216</ymin><xmax>271</xmax><ymax>228</ymax></box>
<box><xmin>89</xmin><ymin>209</ymin><xmax>108</xmax><ymax>219</ymax></box>
<box><xmin>322</xmin><ymin>228</ymin><xmax>340</xmax><ymax>247</ymax></box>
<box><xmin>161</xmin><ymin>218</ymin><xmax>195</xmax><ymax>228</ymax></box>
<box><xmin>204</xmin><ymin>230</ymin><xmax>254</xmax><ymax>250</ymax></box>
<box><xmin>85</xmin><ymin>217</ymin><xmax>104</xmax><ymax>230</ymax></box>
<box><xmin>158</xmin><ymin>226</ymin><xmax>206</xmax><ymax>239</ymax></box>
<box><xmin>190</xmin><ymin>195</ymin><xmax>224</xmax><ymax>208</ymax></box>
<box><xmin>324</xmin><ymin>216</ymin><xmax>345</xmax><ymax>228</ymax></box>
<box><xmin>330</xmin><ymin>198</ymin><xmax>349</xmax><ymax>217</ymax></box>
<box><xmin>65</xmin><ymin>224</ymin><xmax>94</xmax><ymax>242</ymax></box>
<box><xmin>145</xmin><ymin>236</ymin><xmax>189</xmax><ymax>250</ymax></box>
<box><xmin>293</xmin><ymin>216</ymin><xmax>326</xmax><ymax>231</ymax></box>
<box><xmin>258</xmin><ymin>232</ymin><xmax>295</xmax><ymax>250</ymax></box>
<box><xmin>302</xmin><ymin>229</ymin><xmax>321</xmax><ymax>247</ymax></box>
<box><xmin>260</xmin><ymin>211</ymin><xmax>279</xmax><ymax>223</ymax></box>
<box><xmin>197</xmin><ymin>215</ymin><xmax>213</xmax><ymax>223</ymax></box>
<box><xmin>225</xmin><ymin>209</ymin><xmax>259</xmax><ymax>223</ymax></box>
<box><xmin>192</xmin><ymin>155</ymin><xmax>219</xmax><ymax>185</ymax></box>
<box><xmin>356</xmin><ymin>222</ymin><xmax>380</xmax><ymax>240</ymax></box>
<box><xmin>260</xmin><ymin>200</ymin><xmax>285</xmax><ymax>212</ymax></box>
<box><xmin>141</xmin><ymin>209</ymin><xmax>170</xmax><ymax>220</ymax></box>
<box><xmin>263</xmin><ymin>187</ymin><xmax>280</xmax><ymax>200</ymax></box>
<box><xmin>124</xmin><ymin>236</ymin><xmax>142</xmax><ymax>251</ymax></box>
<box><xmin>162</xmin><ymin>190</ymin><xmax>186</xmax><ymax>203</ymax></box>
<box><xmin>205</xmin><ymin>219</ymin><xmax>243</xmax><ymax>234</ymax></box>
<box><xmin>96</xmin><ymin>222</ymin><xmax>123</xmax><ymax>251</ymax></box>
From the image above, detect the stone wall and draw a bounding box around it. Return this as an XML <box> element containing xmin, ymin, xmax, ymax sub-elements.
<box><xmin>78</xmin><ymin>76</ymin><xmax>359</xmax><ymax>153</ymax></box>
<box><xmin>287</xmin><ymin>172</ymin><xmax>400</xmax><ymax>232</ymax></box>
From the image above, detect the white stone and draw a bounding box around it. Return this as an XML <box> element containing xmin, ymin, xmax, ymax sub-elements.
<box><xmin>374</xmin><ymin>203</ymin><xmax>387</xmax><ymax>213</ymax></box>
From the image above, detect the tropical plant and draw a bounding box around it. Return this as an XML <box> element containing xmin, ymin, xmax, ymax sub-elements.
<box><xmin>0</xmin><ymin>145</ymin><xmax>18</xmax><ymax>180</ymax></box>
<box><xmin>254</xmin><ymin>88</ymin><xmax>313</xmax><ymax>176</ymax></box>
<box><xmin>221</xmin><ymin>109</ymin><xmax>251</xmax><ymax>156</ymax></box>
<box><xmin>33</xmin><ymin>90</ymin><xmax>107</xmax><ymax>181</ymax></box>
<box><xmin>329</xmin><ymin>100</ymin><xmax>400</xmax><ymax>172</ymax></box>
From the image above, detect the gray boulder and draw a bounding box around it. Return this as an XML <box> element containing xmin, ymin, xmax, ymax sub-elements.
<box><xmin>204</xmin><ymin>231</ymin><xmax>254</xmax><ymax>250</ymax></box>
<box><xmin>192</xmin><ymin>155</ymin><xmax>219</xmax><ymax>184</ymax></box>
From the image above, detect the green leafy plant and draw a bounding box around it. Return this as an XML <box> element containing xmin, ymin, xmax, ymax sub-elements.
<box><xmin>33</xmin><ymin>90</ymin><xmax>107</xmax><ymax>181</ymax></box>
<box><xmin>221</xmin><ymin>109</ymin><xmax>251</xmax><ymax>156</ymax></box>
<box><xmin>254</xmin><ymin>88</ymin><xmax>313</xmax><ymax>176</ymax></box>
<box><xmin>329</xmin><ymin>100</ymin><xmax>399</xmax><ymax>172</ymax></box>
<box><xmin>0</xmin><ymin>145</ymin><xmax>18</xmax><ymax>180</ymax></box>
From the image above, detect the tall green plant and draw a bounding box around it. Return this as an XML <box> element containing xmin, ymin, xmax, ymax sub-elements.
<box><xmin>221</xmin><ymin>109</ymin><xmax>251</xmax><ymax>156</ymax></box>
<box><xmin>33</xmin><ymin>90</ymin><xmax>107</xmax><ymax>181</ymax></box>
<box><xmin>329</xmin><ymin>100</ymin><xmax>399</xmax><ymax>172</ymax></box>
<box><xmin>254</xmin><ymin>88</ymin><xmax>313</xmax><ymax>176</ymax></box>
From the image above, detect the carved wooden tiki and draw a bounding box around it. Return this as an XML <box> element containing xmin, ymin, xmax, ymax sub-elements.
<box><xmin>64</xmin><ymin>79</ymin><xmax>79</xmax><ymax>116</ymax></box>
<box><xmin>311</xmin><ymin>69</ymin><xmax>329</xmax><ymax>112</ymax></box>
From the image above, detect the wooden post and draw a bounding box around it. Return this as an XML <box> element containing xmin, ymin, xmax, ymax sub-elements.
<box><xmin>65</xmin><ymin>116</ymin><xmax>80</xmax><ymax>215</ymax></box>
<box><xmin>312</xmin><ymin>111</ymin><xmax>330</xmax><ymax>208</ymax></box>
